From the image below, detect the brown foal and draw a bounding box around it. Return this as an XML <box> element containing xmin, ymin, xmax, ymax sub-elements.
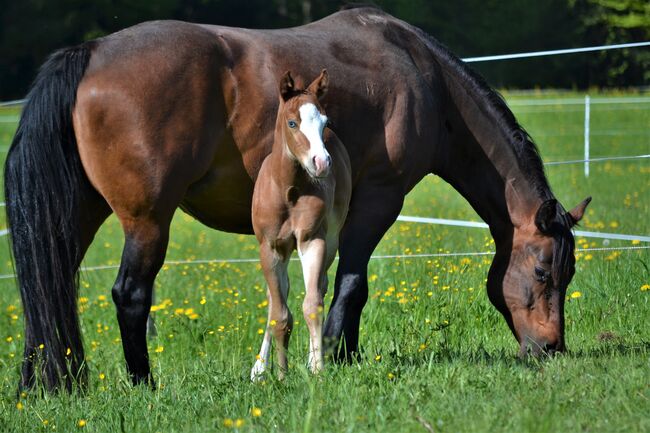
<box><xmin>250</xmin><ymin>70</ymin><xmax>351</xmax><ymax>380</ymax></box>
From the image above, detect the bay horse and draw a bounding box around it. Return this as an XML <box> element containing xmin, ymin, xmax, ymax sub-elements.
<box><xmin>250</xmin><ymin>70</ymin><xmax>351</xmax><ymax>380</ymax></box>
<box><xmin>5</xmin><ymin>6</ymin><xmax>591</xmax><ymax>391</ymax></box>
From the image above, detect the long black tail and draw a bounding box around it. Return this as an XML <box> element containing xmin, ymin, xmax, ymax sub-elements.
<box><xmin>4</xmin><ymin>43</ymin><xmax>93</xmax><ymax>391</ymax></box>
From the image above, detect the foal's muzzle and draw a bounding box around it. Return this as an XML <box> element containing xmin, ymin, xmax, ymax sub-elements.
<box><xmin>311</xmin><ymin>154</ymin><xmax>332</xmax><ymax>178</ymax></box>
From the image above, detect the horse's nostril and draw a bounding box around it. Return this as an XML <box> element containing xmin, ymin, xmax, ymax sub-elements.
<box><xmin>326</xmin><ymin>155</ymin><xmax>332</xmax><ymax>166</ymax></box>
<box><xmin>543</xmin><ymin>341</ymin><xmax>559</xmax><ymax>356</ymax></box>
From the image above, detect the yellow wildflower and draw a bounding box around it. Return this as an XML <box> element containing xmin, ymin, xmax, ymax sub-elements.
<box><xmin>641</xmin><ymin>284</ymin><xmax>649</xmax><ymax>292</ymax></box>
<box><xmin>251</xmin><ymin>407</ymin><xmax>262</xmax><ymax>417</ymax></box>
<box><xmin>77</xmin><ymin>419</ymin><xmax>86</xmax><ymax>428</ymax></box>
<box><xmin>570</xmin><ymin>291</ymin><xmax>582</xmax><ymax>299</ymax></box>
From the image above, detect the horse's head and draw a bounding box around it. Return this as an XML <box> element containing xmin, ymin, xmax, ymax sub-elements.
<box><xmin>277</xmin><ymin>70</ymin><xmax>331</xmax><ymax>178</ymax></box>
<box><xmin>489</xmin><ymin>189</ymin><xmax>591</xmax><ymax>357</ymax></box>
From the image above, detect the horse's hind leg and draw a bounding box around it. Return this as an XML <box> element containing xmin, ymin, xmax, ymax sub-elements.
<box><xmin>112</xmin><ymin>215</ymin><xmax>171</xmax><ymax>386</ymax></box>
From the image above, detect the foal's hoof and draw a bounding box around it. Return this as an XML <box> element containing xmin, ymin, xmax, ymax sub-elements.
<box><xmin>250</xmin><ymin>359</ymin><xmax>267</xmax><ymax>382</ymax></box>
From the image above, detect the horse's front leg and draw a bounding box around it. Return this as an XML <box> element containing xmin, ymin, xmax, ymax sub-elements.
<box><xmin>324</xmin><ymin>183</ymin><xmax>404</xmax><ymax>361</ymax></box>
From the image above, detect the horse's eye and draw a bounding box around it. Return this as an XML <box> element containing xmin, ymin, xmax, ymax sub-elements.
<box><xmin>288</xmin><ymin>120</ymin><xmax>297</xmax><ymax>129</ymax></box>
<box><xmin>534</xmin><ymin>266</ymin><xmax>548</xmax><ymax>283</ymax></box>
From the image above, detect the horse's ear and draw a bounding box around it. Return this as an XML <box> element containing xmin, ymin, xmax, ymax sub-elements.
<box><xmin>566</xmin><ymin>196</ymin><xmax>592</xmax><ymax>227</ymax></box>
<box><xmin>535</xmin><ymin>199</ymin><xmax>558</xmax><ymax>234</ymax></box>
<box><xmin>280</xmin><ymin>71</ymin><xmax>295</xmax><ymax>101</ymax></box>
<box><xmin>308</xmin><ymin>69</ymin><xmax>329</xmax><ymax>100</ymax></box>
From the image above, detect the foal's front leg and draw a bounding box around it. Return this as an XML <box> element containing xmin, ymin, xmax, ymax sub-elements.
<box><xmin>299</xmin><ymin>238</ymin><xmax>327</xmax><ymax>373</ymax></box>
<box><xmin>255</xmin><ymin>243</ymin><xmax>293</xmax><ymax>379</ymax></box>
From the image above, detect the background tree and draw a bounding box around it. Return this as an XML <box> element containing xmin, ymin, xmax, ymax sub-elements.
<box><xmin>0</xmin><ymin>0</ymin><xmax>647</xmax><ymax>99</ymax></box>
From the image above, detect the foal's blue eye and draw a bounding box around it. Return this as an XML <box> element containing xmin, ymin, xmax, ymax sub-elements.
<box><xmin>288</xmin><ymin>120</ymin><xmax>297</xmax><ymax>128</ymax></box>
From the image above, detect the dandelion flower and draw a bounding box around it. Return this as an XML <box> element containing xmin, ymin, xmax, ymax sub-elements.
<box><xmin>223</xmin><ymin>418</ymin><xmax>234</xmax><ymax>428</ymax></box>
<box><xmin>570</xmin><ymin>291</ymin><xmax>582</xmax><ymax>299</ymax></box>
<box><xmin>77</xmin><ymin>419</ymin><xmax>87</xmax><ymax>428</ymax></box>
<box><xmin>375</xmin><ymin>355</ymin><xmax>381</xmax><ymax>362</ymax></box>
<box><xmin>235</xmin><ymin>419</ymin><xmax>245</xmax><ymax>427</ymax></box>
<box><xmin>251</xmin><ymin>407</ymin><xmax>262</xmax><ymax>417</ymax></box>
<box><xmin>641</xmin><ymin>284</ymin><xmax>650</xmax><ymax>292</ymax></box>
<box><xmin>155</xmin><ymin>346</ymin><xmax>164</xmax><ymax>353</ymax></box>
<box><xmin>16</xmin><ymin>402</ymin><xmax>23</xmax><ymax>410</ymax></box>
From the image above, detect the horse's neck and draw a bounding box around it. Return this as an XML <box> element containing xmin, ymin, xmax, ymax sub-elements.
<box><xmin>435</xmin><ymin>87</ymin><xmax>545</xmax><ymax>241</ymax></box>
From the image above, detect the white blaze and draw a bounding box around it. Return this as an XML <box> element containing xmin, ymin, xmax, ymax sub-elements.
<box><xmin>298</xmin><ymin>103</ymin><xmax>330</xmax><ymax>163</ymax></box>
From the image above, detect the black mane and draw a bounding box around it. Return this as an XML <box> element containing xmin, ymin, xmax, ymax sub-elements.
<box><xmin>404</xmin><ymin>21</ymin><xmax>576</xmax><ymax>286</ymax></box>
<box><xmin>409</xmin><ymin>25</ymin><xmax>553</xmax><ymax>201</ymax></box>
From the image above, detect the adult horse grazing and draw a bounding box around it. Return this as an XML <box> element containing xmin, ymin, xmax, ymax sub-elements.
<box><xmin>5</xmin><ymin>6</ymin><xmax>590</xmax><ymax>391</ymax></box>
<box><xmin>250</xmin><ymin>70</ymin><xmax>351</xmax><ymax>380</ymax></box>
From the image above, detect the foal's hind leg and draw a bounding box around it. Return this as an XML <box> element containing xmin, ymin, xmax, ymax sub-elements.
<box><xmin>112</xmin><ymin>216</ymin><xmax>171</xmax><ymax>386</ymax></box>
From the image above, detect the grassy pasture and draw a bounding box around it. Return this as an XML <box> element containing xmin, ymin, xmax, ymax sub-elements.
<box><xmin>0</xmin><ymin>92</ymin><xmax>648</xmax><ymax>432</ymax></box>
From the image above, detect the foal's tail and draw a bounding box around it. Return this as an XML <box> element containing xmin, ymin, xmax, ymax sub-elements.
<box><xmin>4</xmin><ymin>43</ymin><xmax>94</xmax><ymax>391</ymax></box>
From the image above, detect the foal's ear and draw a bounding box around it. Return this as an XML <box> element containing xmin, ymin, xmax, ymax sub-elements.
<box><xmin>308</xmin><ymin>69</ymin><xmax>329</xmax><ymax>100</ymax></box>
<box><xmin>566</xmin><ymin>196</ymin><xmax>592</xmax><ymax>227</ymax></box>
<box><xmin>280</xmin><ymin>71</ymin><xmax>295</xmax><ymax>101</ymax></box>
<box><xmin>535</xmin><ymin>199</ymin><xmax>558</xmax><ymax>234</ymax></box>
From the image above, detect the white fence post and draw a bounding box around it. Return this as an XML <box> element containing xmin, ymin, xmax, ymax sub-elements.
<box><xmin>584</xmin><ymin>95</ymin><xmax>590</xmax><ymax>177</ymax></box>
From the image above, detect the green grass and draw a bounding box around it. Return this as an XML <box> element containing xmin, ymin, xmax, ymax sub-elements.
<box><xmin>0</xmin><ymin>92</ymin><xmax>648</xmax><ymax>432</ymax></box>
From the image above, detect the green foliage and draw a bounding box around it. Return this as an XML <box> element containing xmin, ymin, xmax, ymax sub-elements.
<box><xmin>0</xmin><ymin>0</ymin><xmax>648</xmax><ymax>99</ymax></box>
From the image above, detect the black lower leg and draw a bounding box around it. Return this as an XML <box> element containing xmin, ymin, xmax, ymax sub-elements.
<box><xmin>324</xmin><ymin>271</ymin><xmax>368</xmax><ymax>361</ymax></box>
<box><xmin>112</xmin><ymin>233</ymin><xmax>166</xmax><ymax>387</ymax></box>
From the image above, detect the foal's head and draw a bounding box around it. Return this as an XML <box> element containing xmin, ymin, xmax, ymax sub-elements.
<box><xmin>276</xmin><ymin>70</ymin><xmax>331</xmax><ymax>178</ymax></box>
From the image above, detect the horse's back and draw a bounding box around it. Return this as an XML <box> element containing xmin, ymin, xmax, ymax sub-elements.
<box><xmin>73</xmin><ymin>9</ymin><xmax>445</xmax><ymax>231</ymax></box>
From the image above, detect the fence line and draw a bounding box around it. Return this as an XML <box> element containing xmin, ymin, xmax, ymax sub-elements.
<box><xmin>462</xmin><ymin>41</ymin><xmax>650</xmax><ymax>62</ymax></box>
<box><xmin>544</xmin><ymin>154</ymin><xmax>650</xmax><ymax>166</ymax></box>
<box><xmin>0</xmin><ymin>245</ymin><xmax>647</xmax><ymax>281</ymax></box>
<box><xmin>0</xmin><ymin>41</ymin><xmax>648</xmax><ymax>107</ymax></box>
<box><xmin>2</xmin><ymin>96</ymin><xmax>649</xmax><ymax>114</ymax></box>
<box><xmin>396</xmin><ymin>215</ymin><xmax>650</xmax><ymax>243</ymax></box>
<box><xmin>507</xmin><ymin>96</ymin><xmax>650</xmax><ymax>106</ymax></box>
